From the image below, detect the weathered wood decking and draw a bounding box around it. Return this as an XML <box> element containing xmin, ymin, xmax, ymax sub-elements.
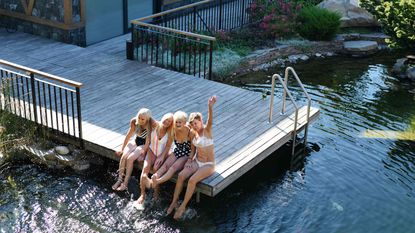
<box><xmin>0</xmin><ymin>31</ymin><xmax>319</xmax><ymax>197</ymax></box>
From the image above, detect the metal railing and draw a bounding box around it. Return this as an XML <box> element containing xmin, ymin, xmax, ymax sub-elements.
<box><xmin>269</xmin><ymin>74</ymin><xmax>299</xmax><ymax>156</ymax></box>
<box><xmin>129</xmin><ymin>0</ymin><xmax>254</xmax><ymax>79</ymax></box>
<box><xmin>268</xmin><ymin>67</ymin><xmax>312</xmax><ymax>156</ymax></box>
<box><xmin>0</xmin><ymin>60</ymin><xmax>84</xmax><ymax>147</ymax></box>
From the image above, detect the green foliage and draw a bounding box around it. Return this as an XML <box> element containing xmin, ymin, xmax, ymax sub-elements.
<box><xmin>360</xmin><ymin>0</ymin><xmax>415</xmax><ymax>49</ymax></box>
<box><xmin>296</xmin><ymin>6</ymin><xmax>341</xmax><ymax>41</ymax></box>
<box><xmin>214</xmin><ymin>28</ymin><xmax>268</xmax><ymax>56</ymax></box>
<box><xmin>0</xmin><ymin>110</ymin><xmax>37</xmax><ymax>153</ymax></box>
<box><xmin>248</xmin><ymin>0</ymin><xmax>303</xmax><ymax>38</ymax></box>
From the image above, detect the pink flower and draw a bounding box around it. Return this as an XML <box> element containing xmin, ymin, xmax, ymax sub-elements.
<box><xmin>263</xmin><ymin>14</ymin><xmax>273</xmax><ymax>23</ymax></box>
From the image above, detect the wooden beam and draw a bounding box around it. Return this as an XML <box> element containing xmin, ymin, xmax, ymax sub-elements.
<box><xmin>63</xmin><ymin>0</ymin><xmax>73</xmax><ymax>24</ymax></box>
<box><xmin>80</xmin><ymin>0</ymin><xmax>85</xmax><ymax>23</ymax></box>
<box><xmin>0</xmin><ymin>9</ymin><xmax>85</xmax><ymax>30</ymax></box>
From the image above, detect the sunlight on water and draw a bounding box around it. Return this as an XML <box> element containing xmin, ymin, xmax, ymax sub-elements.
<box><xmin>1</xmin><ymin>52</ymin><xmax>415</xmax><ymax>232</ymax></box>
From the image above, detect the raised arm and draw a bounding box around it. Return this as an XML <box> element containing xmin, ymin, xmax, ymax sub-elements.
<box><xmin>206</xmin><ymin>95</ymin><xmax>216</xmax><ymax>131</ymax></box>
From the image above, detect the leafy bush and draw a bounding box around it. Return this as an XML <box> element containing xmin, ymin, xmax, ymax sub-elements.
<box><xmin>248</xmin><ymin>0</ymin><xmax>303</xmax><ymax>38</ymax></box>
<box><xmin>360</xmin><ymin>0</ymin><xmax>415</xmax><ymax>49</ymax></box>
<box><xmin>296</xmin><ymin>6</ymin><xmax>341</xmax><ymax>41</ymax></box>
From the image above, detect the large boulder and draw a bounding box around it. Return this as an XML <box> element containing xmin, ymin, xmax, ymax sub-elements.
<box><xmin>343</xmin><ymin>40</ymin><xmax>378</xmax><ymax>56</ymax></box>
<box><xmin>318</xmin><ymin>0</ymin><xmax>380</xmax><ymax>28</ymax></box>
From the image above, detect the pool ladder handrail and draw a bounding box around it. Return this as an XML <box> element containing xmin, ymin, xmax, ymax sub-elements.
<box><xmin>268</xmin><ymin>67</ymin><xmax>312</xmax><ymax>163</ymax></box>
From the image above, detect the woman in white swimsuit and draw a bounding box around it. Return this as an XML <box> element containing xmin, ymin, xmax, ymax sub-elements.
<box><xmin>168</xmin><ymin>96</ymin><xmax>216</xmax><ymax>219</ymax></box>
<box><xmin>136</xmin><ymin>113</ymin><xmax>174</xmax><ymax>205</ymax></box>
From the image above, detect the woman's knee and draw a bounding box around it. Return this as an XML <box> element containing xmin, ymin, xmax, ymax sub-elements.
<box><xmin>188</xmin><ymin>176</ymin><xmax>198</xmax><ymax>186</ymax></box>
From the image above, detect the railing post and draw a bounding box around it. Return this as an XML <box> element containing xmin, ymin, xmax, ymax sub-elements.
<box><xmin>126</xmin><ymin>25</ymin><xmax>135</xmax><ymax>60</ymax></box>
<box><xmin>75</xmin><ymin>87</ymin><xmax>83</xmax><ymax>149</ymax></box>
<box><xmin>241</xmin><ymin>0</ymin><xmax>245</xmax><ymax>28</ymax></box>
<box><xmin>29</xmin><ymin>72</ymin><xmax>38</xmax><ymax>124</ymax></box>
<box><xmin>193</xmin><ymin>6</ymin><xmax>197</xmax><ymax>32</ymax></box>
<box><xmin>219</xmin><ymin>0</ymin><xmax>223</xmax><ymax>30</ymax></box>
<box><xmin>208</xmin><ymin>40</ymin><xmax>213</xmax><ymax>80</ymax></box>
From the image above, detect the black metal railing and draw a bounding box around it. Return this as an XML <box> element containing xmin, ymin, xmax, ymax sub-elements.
<box><xmin>0</xmin><ymin>60</ymin><xmax>84</xmax><ymax>147</ymax></box>
<box><xmin>129</xmin><ymin>0</ymin><xmax>254</xmax><ymax>79</ymax></box>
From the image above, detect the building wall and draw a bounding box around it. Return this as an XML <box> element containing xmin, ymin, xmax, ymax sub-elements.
<box><xmin>0</xmin><ymin>0</ymin><xmax>86</xmax><ymax>46</ymax></box>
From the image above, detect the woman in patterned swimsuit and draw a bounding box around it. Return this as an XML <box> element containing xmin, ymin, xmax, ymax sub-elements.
<box><xmin>151</xmin><ymin>111</ymin><xmax>195</xmax><ymax>195</ymax></box>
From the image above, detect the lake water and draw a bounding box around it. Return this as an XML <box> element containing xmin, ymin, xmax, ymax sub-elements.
<box><xmin>1</xmin><ymin>52</ymin><xmax>415</xmax><ymax>232</ymax></box>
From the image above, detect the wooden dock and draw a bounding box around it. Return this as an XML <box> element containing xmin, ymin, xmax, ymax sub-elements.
<box><xmin>0</xmin><ymin>31</ymin><xmax>319</xmax><ymax>197</ymax></box>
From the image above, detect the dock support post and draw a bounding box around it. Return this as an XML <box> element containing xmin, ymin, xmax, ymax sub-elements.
<box><xmin>196</xmin><ymin>191</ymin><xmax>200</xmax><ymax>203</ymax></box>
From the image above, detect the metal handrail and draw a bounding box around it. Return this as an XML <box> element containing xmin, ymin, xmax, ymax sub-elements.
<box><xmin>0</xmin><ymin>59</ymin><xmax>83</xmax><ymax>88</ymax></box>
<box><xmin>282</xmin><ymin>67</ymin><xmax>311</xmax><ymax>146</ymax></box>
<box><xmin>269</xmin><ymin>74</ymin><xmax>299</xmax><ymax>156</ymax></box>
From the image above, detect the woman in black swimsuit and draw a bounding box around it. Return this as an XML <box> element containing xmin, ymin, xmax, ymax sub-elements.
<box><xmin>112</xmin><ymin>108</ymin><xmax>155</xmax><ymax>191</ymax></box>
<box><xmin>151</xmin><ymin>111</ymin><xmax>195</xmax><ymax>193</ymax></box>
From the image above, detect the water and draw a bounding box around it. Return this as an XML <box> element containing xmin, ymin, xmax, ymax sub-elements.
<box><xmin>1</xmin><ymin>52</ymin><xmax>415</xmax><ymax>232</ymax></box>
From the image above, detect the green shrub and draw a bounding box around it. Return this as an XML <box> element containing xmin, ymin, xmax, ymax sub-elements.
<box><xmin>296</xmin><ymin>6</ymin><xmax>341</xmax><ymax>41</ymax></box>
<box><xmin>360</xmin><ymin>0</ymin><xmax>415</xmax><ymax>49</ymax></box>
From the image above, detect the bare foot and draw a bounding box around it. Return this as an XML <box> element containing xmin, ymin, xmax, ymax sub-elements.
<box><xmin>137</xmin><ymin>194</ymin><xmax>145</xmax><ymax>205</ymax></box>
<box><xmin>112</xmin><ymin>179</ymin><xmax>122</xmax><ymax>190</ymax></box>
<box><xmin>116</xmin><ymin>182</ymin><xmax>128</xmax><ymax>191</ymax></box>
<box><xmin>151</xmin><ymin>174</ymin><xmax>158</xmax><ymax>188</ymax></box>
<box><xmin>166</xmin><ymin>202</ymin><xmax>177</xmax><ymax>216</ymax></box>
<box><xmin>174</xmin><ymin>206</ymin><xmax>186</xmax><ymax>220</ymax></box>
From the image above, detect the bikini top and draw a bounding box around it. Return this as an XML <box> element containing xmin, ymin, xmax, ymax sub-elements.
<box><xmin>192</xmin><ymin>130</ymin><xmax>214</xmax><ymax>148</ymax></box>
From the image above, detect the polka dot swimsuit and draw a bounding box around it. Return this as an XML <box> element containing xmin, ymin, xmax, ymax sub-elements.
<box><xmin>173</xmin><ymin>129</ymin><xmax>191</xmax><ymax>158</ymax></box>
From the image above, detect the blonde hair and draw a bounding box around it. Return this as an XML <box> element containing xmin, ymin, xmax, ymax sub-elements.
<box><xmin>174</xmin><ymin>111</ymin><xmax>188</xmax><ymax>123</ymax></box>
<box><xmin>157</xmin><ymin>113</ymin><xmax>174</xmax><ymax>140</ymax></box>
<box><xmin>135</xmin><ymin>108</ymin><xmax>153</xmax><ymax>137</ymax></box>
<box><xmin>189</xmin><ymin>112</ymin><xmax>202</xmax><ymax>123</ymax></box>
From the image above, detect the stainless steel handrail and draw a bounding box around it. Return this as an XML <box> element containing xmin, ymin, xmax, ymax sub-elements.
<box><xmin>282</xmin><ymin>67</ymin><xmax>311</xmax><ymax>146</ymax></box>
<box><xmin>269</xmin><ymin>74</ymin><xmax>299</xmax><ymax>156</ymax></box>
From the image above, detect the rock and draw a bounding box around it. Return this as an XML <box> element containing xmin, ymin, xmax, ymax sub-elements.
<box><xmin>43</xmin><ymin>148</ymin><xmax>57</xmax><ymax>161</ymax></box>
<box><xmin>318</xmin><ymin>0</ymin><xmax>380</xmax><ymax>28</ymax></box>
<box><xmin>392</xmin><ymin>58</ymin><xmax>408</xmax><ymax>74</ymax></box>
<box><xmin>343</xmin><ymin>40</ymin><xmax>378</xmax><ymax>56</ymax></box>
<box><xmin>0</xmin><ymin>126</ymin><xmax>5</xmax><ymax>134</ymax></box>
<box><xmin>300</xmin><ymin>55</ymin><xmax>309</xmax><ymax>61</ymax></box>
<box><xmin>315</xmin><ymin>53</ymin><xmax>322</xmax><ymax>57</ymax></box>
<box><xmin>360</xmin><ymin>33</ymin><xmax>390</xmax><ymax>45</ymax></box>
<box><xmin>325</xmin><ymin>52</ymin><xmax>335</xmax><ymax>57</ymax></box>
<box><xmin>55</xmin><ymin>146</ymin><xmax>70</xmax><ymax>155</ymax></box>
<box><xmin>71</xmin><ymin>160</ymin><xmax>90</xmax><ymax>172</ymax></box>
<box><xmin>407</xmin><ymin>67</ymin><xmax>415</xmax><ymax>81</ymax></box>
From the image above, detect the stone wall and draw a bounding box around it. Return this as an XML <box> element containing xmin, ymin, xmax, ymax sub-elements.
<box><xmin>1</xmin><ymin>0</ymin><xmax>86</xmax><ymax>46</ymax></box>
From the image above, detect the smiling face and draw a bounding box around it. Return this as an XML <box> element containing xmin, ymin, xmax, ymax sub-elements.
<box><xmin>175</xmin><ymin>118</ymin><xmax>185</xmax><ymax>129</ymax></box>
<box><xmin>138</xmin><ymin>114</ymin><xmax>148</xmax><ymax>126</ymax></box>
<box><xmin>191</xmin><ymin>118</ymin><xmax>203</xmax><ymax>131</ymax></box>
<box><xmin>162</xmin><ymin>116</ymin><xmax>173</xmax><ymax>128</ymax></box>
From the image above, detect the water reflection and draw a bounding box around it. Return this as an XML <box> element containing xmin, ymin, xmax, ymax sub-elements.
<box><xmin>2</xmin><ymin>52</ymin><xmax>415</xmax><ymax>232</ymax></box>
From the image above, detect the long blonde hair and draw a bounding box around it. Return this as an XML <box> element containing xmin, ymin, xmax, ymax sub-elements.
<box><xmin>135</xmin><ymin>108</ymin><xmax>153</xmax><ymax>138</ymax></box>
<box><xmin>156</xmin><ymin>113</ymin><xmax>174</xmax><ymax>140</ymax></box>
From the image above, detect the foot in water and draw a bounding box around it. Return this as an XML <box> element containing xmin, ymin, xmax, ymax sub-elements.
<box><xmin>166</xmin><ymin>202</ymin><xmax>177</xmax><ymax>216</ymax></box>
<box><xmin>112</xmin><ymin>179</ymin><xmax>122</xmax><ymax>190</ymax></box>
<box><xmin>173</xmin><ymin>206</ymin><xmax>186</xmax><ymax>220</ymax></box>
<box><xmin>137</xmin><ymin>194</ymin><xmax>145</xmax><ymax>205</ymax></box>
<box><xmin>116</xmin><ymin>182</ymin><xmax>128</xmax><ymax>191</ymax></box>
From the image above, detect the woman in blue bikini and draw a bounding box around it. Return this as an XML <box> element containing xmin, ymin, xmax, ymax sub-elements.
<box><xmin>167</xmin><ymin>96</ymin><xmax>217</xmax><ymax>219</ymax></box>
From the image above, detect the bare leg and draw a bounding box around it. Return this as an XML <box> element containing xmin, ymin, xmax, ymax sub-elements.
<box><xmin>167</xmin><ymin>161</ymin><xmax>198</xmax><ymax>215</ymax></box>
<box><xmin>157</xmin><ymin>156</ymin><xmax>187</xmax><ymax>185</ymax></box>
<box><xmin>174</xmin><ymin>165</ymin><xmax>214</xmax><ymax>220</ymax></box>
<box><xmin>152</xmin><ymin>154</ymin><xmax>177</xmax><ymax>187</ymax></box>
<box><xmin>112</xmin><ymin>143</ymin><xmax>136</xmax><ymax>190</ymax></box>
<box><xmin>117</xmin><ymin>146</ymin><xmax>143</xmax><ymax>191</ymax></box>
<box><xmin>137</xmin><ymin>150</ymin><xmax>155</xmax><ymax>204</ymax></box>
